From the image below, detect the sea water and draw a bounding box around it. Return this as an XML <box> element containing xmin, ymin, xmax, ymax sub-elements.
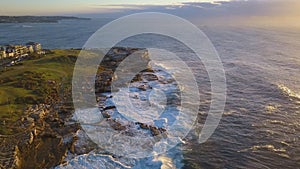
<box><xmin>1</xmin><ymin>19</ymin><xmax>300</xmax><ymax>168</ymax></box>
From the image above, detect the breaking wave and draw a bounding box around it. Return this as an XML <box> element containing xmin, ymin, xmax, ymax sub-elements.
<box><xmin>277</xmin><ymin>84</ymin><xmax>300</xmax><ymax>101</ymax></box>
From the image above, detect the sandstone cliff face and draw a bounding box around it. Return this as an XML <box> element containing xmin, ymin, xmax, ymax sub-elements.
<box><xmin>55</xmin><ymin>47</ymin><xmax>182</xmax><ymax>168</ymax></box>
<box><xmin>0</xmin><ymin>48</ymin><xmax>151</xmax><ymax>169</ymax></box>
<box><xmin>0</xmin><ymin>103</ymin><xmax>80</xmax><ymax>169</ymax></box>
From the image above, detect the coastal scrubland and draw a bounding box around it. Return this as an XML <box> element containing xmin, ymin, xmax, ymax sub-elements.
<box><xmin>0</xmin><ymin>49</ymin><xmax>79</xmax><ymax>134</ymax></box>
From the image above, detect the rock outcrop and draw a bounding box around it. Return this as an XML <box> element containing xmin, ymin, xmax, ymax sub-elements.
<box><xmin>0</xmin><ymin>47</ymin><xmax>175</xmax><ymax>169</ymax></box>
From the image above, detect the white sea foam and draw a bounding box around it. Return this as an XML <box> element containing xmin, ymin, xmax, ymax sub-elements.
<box><xmin>278</xmin><ymin>84</ymin><xmax>300</xmax><ymax>100</ymax></box>
<box><xmin>56</xmin><ymin>148</ymin><xmax>183</xmax><ymax>169</ymax></box>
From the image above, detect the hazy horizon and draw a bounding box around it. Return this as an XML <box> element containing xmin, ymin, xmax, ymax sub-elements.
<box><xmin>1</xmin><ymin>1</ymin><xmax>300</xmax><ymax>169</ymax></box>
<box><xmin>1</xmin><ymin>0</ymin><xmax>300</xmax><ymax>27</ymax></box>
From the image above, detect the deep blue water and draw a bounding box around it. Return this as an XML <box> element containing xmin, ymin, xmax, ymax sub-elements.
<box><xmin>1</xmin><ymin>18</ymin><xmax>300</xmax><ymax>168</ymax></box>
<box><xmin>0</xmin><ymin>19</ymin><xmax>112</xmax><ymax>49</ymax></box>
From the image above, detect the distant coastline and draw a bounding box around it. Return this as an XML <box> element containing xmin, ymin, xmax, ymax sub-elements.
<box><xmin>0</xmin><ymin>16</ymin><xmax>90</xmax><ymax>23</ymax></box>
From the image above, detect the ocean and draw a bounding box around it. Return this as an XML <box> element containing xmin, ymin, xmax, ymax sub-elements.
<box><xmin>1</xmin><ymin>18</ymin><xmax>300</xmax><ymax>168</ymax></box>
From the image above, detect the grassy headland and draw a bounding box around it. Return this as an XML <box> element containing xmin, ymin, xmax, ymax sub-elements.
<box><xmin>0</xmin><ymin>49</ymin><xmax>79</xmax><ymax>134</ymax></box>
<box><xmin>0</xmin><ymin>16</ymin><xmax>90</xmax><ymax>23</ymax></box>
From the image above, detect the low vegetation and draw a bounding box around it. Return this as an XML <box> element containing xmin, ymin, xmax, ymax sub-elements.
<box><xmin>0</xmin><ymin>49</ymin><xmax>79</xmax><ymax>134</ymax></box>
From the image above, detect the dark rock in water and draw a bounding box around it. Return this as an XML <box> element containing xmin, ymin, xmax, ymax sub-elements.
<box><xmin>101</xmin><ymin>111</ymin><xmax>111</xmax><ymax>118</ymax></box>
<box><xmin>140</xmin><ymin>123</ymin><xmax>149</xmax><ymax>129</ymax></box>
<box><xmin>142</xmin><ymin>73</ymin><xmax>159</xmax><ymax>81</ymax></box>
<box><xmin>103</xmin><ymin>105</ymin><xmax>116</xmax><ymax>111</ymax></box>
<box><xmin>0</xmin><ymin>48</ymin><xmax>158</xmax><ymax>169</ymax></box>
<box><xmin>137</xmin><ymin>84</ymin><xmax>148</xmax><ymax>91</ymax></box>
<box><xmin>150</xmin><ymin>126</ymin><xmax>160</xmax><ymax>136</ymax></box>
<box><xmin>158</xmin><ymin>128</ymin><xmax>167</xmax><ymax>133</ymax></box>
<box><xmin>135</xmin><ymin>122</ymin><xmax>149</xmax><ymax>129</ymax></box>
<box><xmin>135</xmin><ymin>122</ymin><xmax>167</xmax><ymax>137</ymax></box>
<box><xmin>131</xmin><ymin>73</ymin><xmax>143</xmax><ymax>82</ymax></box>
<box><xmin>72</xmin><ymin>130</ymin><xmax>98</xmax><ymax>155</ymax></box>
<box><xmin>107</xmin><ymin>119</ymin><xmax>126</xmax><ymax>131</ymax></box>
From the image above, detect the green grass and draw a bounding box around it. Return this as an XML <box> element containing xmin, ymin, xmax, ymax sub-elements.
<box><xmin>0</xmin><ymin>49</ymin><xmax>79</xmax><ymax>134</ymax></box>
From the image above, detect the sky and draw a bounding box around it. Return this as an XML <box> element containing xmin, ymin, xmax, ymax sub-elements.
<box><xmin>0</xmin><ymin>0</ymin><xmax>299</xmax><ymax>27</ymax></box>
<box><xmin>0</xmin><ymin>0</ymin><xmax>230</xmax><ymax>15</ymax></box>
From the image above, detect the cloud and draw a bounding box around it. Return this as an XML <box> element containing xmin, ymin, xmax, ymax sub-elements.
<box><xmin>85</xmin><ymin>1</ymin><xmax>227</xmax><ymax>16</ymax></box>
<box><xmin>81</xmin><ymin>0</ymin><xmax>300</xmax><ymax>27</ymax></box>
<box><xmin>182</xmin><ymin>2</ymin><xmax>221</xmax><ymax>8</ymax></box>
<box><xmin>86</xmin><ymin>4</ymin><xmax>147</xmax><ymax>13</ymax></box>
